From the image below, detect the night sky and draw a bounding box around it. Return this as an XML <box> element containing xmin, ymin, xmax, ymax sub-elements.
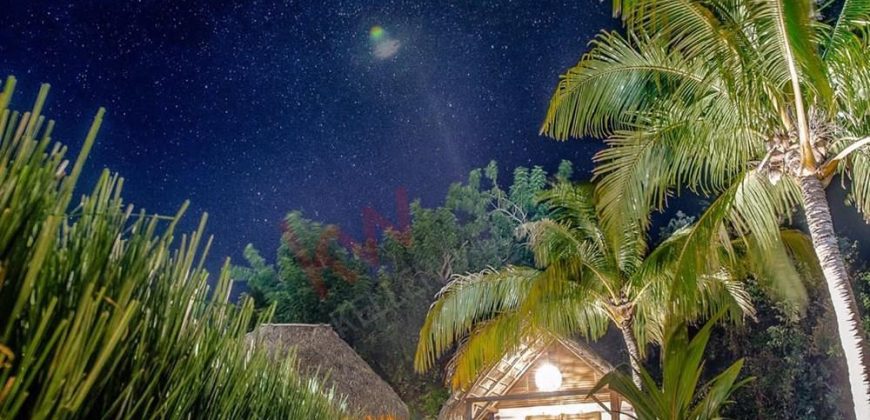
<box><xmin>1</xmin><ymin>0</ymin><xmax>619</xmax><ymax>270</ymax></box>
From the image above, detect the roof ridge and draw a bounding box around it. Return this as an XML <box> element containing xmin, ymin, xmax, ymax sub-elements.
<box><xmin>259</xmin><ymin>323</ymin><xmax>332</xmax><ymax>328</ymax></box>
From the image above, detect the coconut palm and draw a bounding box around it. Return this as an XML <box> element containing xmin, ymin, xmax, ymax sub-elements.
<box><xmin>540</xmin><ymin>1</ymin><xmax>870</xmax><ymax>415</ymax></box>
<box><xmin>415</xmin><ymin>182</ymin><xmax>807</xmax><ymax>389</ymax></box>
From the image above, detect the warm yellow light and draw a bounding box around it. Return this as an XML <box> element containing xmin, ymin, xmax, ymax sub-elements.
<box><xmin>534</xmin><ymin>363</ymin><xmax>562</xmax><ymax>392</ymax></box>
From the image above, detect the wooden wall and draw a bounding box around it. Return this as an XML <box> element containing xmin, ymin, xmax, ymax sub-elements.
<box><xmin>496</xmin><ymin>341</ymin><xmax>612</xmax><ymax>410</ymax></box>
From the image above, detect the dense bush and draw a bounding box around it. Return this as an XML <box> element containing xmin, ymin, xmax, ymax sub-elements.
<box><xmin>658</xmin><ymin>215</ymin><xmax>857</xmax><ymax>419</ymax></box>
<box><xmin>234</xmin><ymin>160</ymin><xmax>567</xmax><ymax>416</ymax></box>
<box><xmin>0</xmin><ymin>77</ymin><xmax>345</xmax><ymax>419</ymax></box>
<box><xmin>705</xmin><ymin>279</ymin><xmax>850</xmax><ymax>419</ymax></box>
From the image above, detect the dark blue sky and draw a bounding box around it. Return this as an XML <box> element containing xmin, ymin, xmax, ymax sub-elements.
<box><xmin>0</xmin><ymin>0</ymin><xmax>617</xmax><ymax>269</ymax></box>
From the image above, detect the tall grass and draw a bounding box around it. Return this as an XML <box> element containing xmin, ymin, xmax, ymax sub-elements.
<box><xmin>0</xmin><ymin>76</ymin><xmax>347</xmax><ymax>419</ymax></box>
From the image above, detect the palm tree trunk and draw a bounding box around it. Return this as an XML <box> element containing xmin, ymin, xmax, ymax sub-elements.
<box><xmin>618</xmin><ymin>322</ymin><xmax>642</xmax><ymax>389</ymax></box>
<box><xmin>798</xmin><ymin>174</ymin><xmax>870</xmax><ymax>419</ymax></box>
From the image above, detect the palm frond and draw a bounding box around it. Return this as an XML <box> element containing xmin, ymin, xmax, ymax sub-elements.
<box><xmin>741</xmin><ymin>231</ymin><xmax>809</xmax><ymax>309</ymax></box>
<box><xmin>535</xmin><ymin>181</ymin><xmax>647</xmax><ymax>277</ymax></box>
<box><xmin>518</xmin><ymin>218</ymin><xmax>620</xmax><ymax>290</ymax></box>
<box><xmin>611</xmin><ymin>0</ymin><xmax>748</xmax><ymax>71</ymax></box>
<box><xmin>700</xmin><ymin>273</ymin><xmax>756</xmax><ymax>319</ymax></box>
<box><xmin>728</xmin><ymin>171</ymin><xmax>800</xmax><ymax>246</ymax></box>
<box><xmin>522</xmin><ymin>263</ymin><xmax>611</xmax><ymax>339</ymax></box>
<box><xmin>447</xmin><ymin>295</ymin><xmax>611</xmax><ymax>391</ymax></box>
<box><xmin>827</xmin><ymin>32</ymin><xmax>870</xmax><ymax>134</ymax></box>
<box><xmin>756</xmin><ymin>0</ymin><xmax>833</xmax><ymax>106</ymax></box>
<box><xmin>533</xmin><ymin>182</ymin><xmax>603</xmax><ymax>250</ymax></box>
<box><xmin>635</xmin><ymin>181</ymin><xmax>737</xmax><ymax>301</ymax></box>
<box><xmin>845</xmin><ymin>141</ymin><xmax>870</xmax><ymax>219</ymax></box>
<box><xmin>540</xmin><ymin>31</ymin><xmax>721</xmax><ymax>140</ymax></box>
<box><xmin>445</xmin><ymin>312</ymin><xmax>530</xmax><ymax>390</ymax></box>
<box><xmin>631</xmin><ymin>213</ymin><xmax>754</xmax><ymax>350</ymax></box>
<box><xmin>595</xmin><ymin>111</ymin><xmax>760</xmax><ymax>222</ymax></box>
<box><xmin>414</xmin><ymin>266</ymin><xmax>539</xmax><ymax>372</ymax></box>
<box><xmin>635</xmin><ymin>171</ymin><xmax>808</xmax><ymax>317</ymax></box>
<box><xmin>822</xmin><ymin>0</ymin><xmax>870</xmax><ymax>59</ymax></box>
<box><xmin>438</xmin><ymin>269</ymin><xmax>610</xmax><ymax>389</ymax></box>
<box><xmin>718</xmin><ymin>174</ymin><xmax>810</xmax><ymax>309</ymax></box>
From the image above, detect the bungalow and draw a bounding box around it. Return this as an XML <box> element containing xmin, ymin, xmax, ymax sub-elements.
<box><xmin>438</xmin><ymin>335</ymin><xmax>632</xmax><ymax>420</ymax></box>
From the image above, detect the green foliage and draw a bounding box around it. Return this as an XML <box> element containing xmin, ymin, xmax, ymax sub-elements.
<box><xmin>653</xmin><ymin>213</ymin><xmax>851</xmax><ymax>419</ymax></box>
<box><xmin>416</xmin><ymin>385</ymin><xmax>450</xmax><ymax>418</ymax></box>
<box><xmin>238</xmin><ymin>211</ymin><xmax>375</xmax><ymax>326</ymax></box>
<box><xmin>657</xmin><ymin>210</ymin><xmax>695</xmax><ymax>241</ymax></box>
<box><xmin>0</xmin><ymin>78</ymin><xmax>345</xmax><ymax>419</ymax></box>
<box><xmin>591</xmin><ymin>314</ymin><xmax>752</xmax><ymax>420</ymax></box>
<box><xmin>847</xmin><ymin>239</ymin><xmax>870</xmax><ymax>338</ymax></box>
<box><xmin>705</xmin><ymin>279</ymin><xmax>850</xmax><ymax>419</ymax></box>
<box><xmin>416</xmin><ymin>181</ymin><xmax>760</xmax><ymax>390</ymax></box>
<box><xmin>556</xmin><ymin>159</ymin><xmax>574</xmax><ymax>182</ymax></box>
<box><xmin>543</xmin><ymin>3</ymin><xmax>870</xmax><ymax>413</ymax></box>
<box><xmin>234</xmin><ymin>160</ymin><xmax>567</xmax><ymax>416</ymax></box>
<box><xmin>543</xmin><ymin>0</ymin><xmax>870</xmax><ymax>266</ymax></box>
<box><xmin>860</xmin><ymin>270</ymin><xmax>870</xmax><ymax>336</ymax></box>
<box><xmin>508</xmin><ymin>165</ymin><xmax>548</xmax><ymax>218</ymax></box>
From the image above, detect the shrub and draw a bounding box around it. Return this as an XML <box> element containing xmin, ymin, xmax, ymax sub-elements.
<box><xmin>0</xmin><ymin>77</ymin><xmax>345</xmax><ymax>419</ymax></box>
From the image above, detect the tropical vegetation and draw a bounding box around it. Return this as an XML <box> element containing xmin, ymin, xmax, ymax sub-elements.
<box><xmin>413</xmin><ymin>180</ymin><xmax>814</xmax><ymax>390</ymax></box>
<box><xmin>233</xmin><ymin>160</ymin><xmax>562</xmax><ymax>415</ymax></box>
<box><xmin>240</xmin><ymin>161</ymin><xmax>869</xmax><ymax>418</ymax></box>
<box><xmin>541</xmin><ymin>0</ymin><xmax>870</xmax><ymax>416</ymax></box>
<box><xmin>591</xmin><ymin>314</ymin><xmax>752</xmax><ymax>420</ymax></box>
<box><xmin>0</xmin><ymin>77</ymin><xmax>346</xmax><ymax>419</ymax></box>
<box><xmin>5</xmin><ymin>0</ymin><xmax>870</xmax><ymax>418</ymax></box>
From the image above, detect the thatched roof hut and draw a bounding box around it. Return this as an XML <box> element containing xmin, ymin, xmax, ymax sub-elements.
<box><xmin>249</xmin><ymin>323</ymin><xmax>409</xmax><ymax>419</ymax></box>
<box><xmin>439</xmin><ymin>334</ymin><xmax>633</xmax><ymax>419</ymax></box>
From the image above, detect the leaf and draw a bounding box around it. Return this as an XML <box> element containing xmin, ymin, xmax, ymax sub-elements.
<box><xmin>592</xmin><ymin>314</ymin><xmax>748</xmax><ymax>419</ymax></box>
<box><xmin>823</xmin><ymin>0</ymin><xmax>870</xmax><ymax>59</ymax></box>
<box><xmin>540</xmin><ymin>32</ymin><xmax>720</xmax><ymax>140</ymax></box>
<box><xmin>414</xmin><ymin>266</ymin><xmax>540</xmax><ymax>372</ymax></box>
<box><xmin>766</xmin><ymin>0</ymin><xmax>834</xmax><ymax>106</ymax></box>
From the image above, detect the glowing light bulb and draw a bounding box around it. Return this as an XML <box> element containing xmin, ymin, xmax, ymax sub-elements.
<box><xmin>534</xmin><ymin>363</ymin><xmax>562</xmax><ymax>392</ymax></box>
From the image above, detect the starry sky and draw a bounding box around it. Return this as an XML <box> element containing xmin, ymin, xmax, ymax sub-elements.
<box><xmin>1</xmin><ymin>0</ymin><xmax>620</xmax><ymax>270</ymax></box>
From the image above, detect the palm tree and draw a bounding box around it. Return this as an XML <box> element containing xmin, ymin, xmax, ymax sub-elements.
<box><xmin>415</xmin><ymin>182</ymin><xmax>804</xmax><ymax>389</ymax></box>
<box><xmin>590</xmin><ymin>313</ymin><xmax>752</xmax><ymax>420</ymax></box>
<box><xmin>540</xmin><ymin>1</ymin><xmax>870</xmax><ymax>415</ymax></box>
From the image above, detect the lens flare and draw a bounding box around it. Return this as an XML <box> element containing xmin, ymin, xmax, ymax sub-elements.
<box><xmin>369</xmin><ymin>25</ymin><xmax>385</xmax><ymax>41</ymax></box>
<box><xmin>368</xmin><ymin>25</ymin><xmax>399</xmax><ymax>59</ymax></box>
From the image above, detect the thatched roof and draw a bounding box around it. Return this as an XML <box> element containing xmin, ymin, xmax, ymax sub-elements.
<box><xmin>439</xmin><ymin>334</ymin><xmax>619</xmax><ymax>420</ymax></box>
<box><xmin>249</xmin><ymin>323</ymin><xmax>409</xmax><ymax>419</ymax></box>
